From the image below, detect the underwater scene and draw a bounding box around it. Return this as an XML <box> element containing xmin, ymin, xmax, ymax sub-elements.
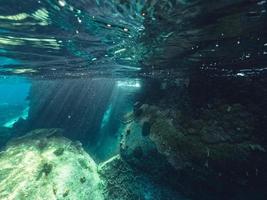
<box><xmin>0</xmin><ymin>0</ymin><xmax>267</xmax><ymax>199</ymax></box>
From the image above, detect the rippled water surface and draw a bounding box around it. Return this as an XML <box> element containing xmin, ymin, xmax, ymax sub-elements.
<box><xmin>0</xmin><ymin>0</ymin><xmax>266</xmax><ymax>77</ymax></box>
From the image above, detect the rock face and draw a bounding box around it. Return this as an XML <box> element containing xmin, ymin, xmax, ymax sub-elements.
<box><xmin>98</xmin><ymin>155</ymin><xmax>188</xmax><ymax>200</ymax></box>
<box><xmin>0</xmin><ymin>127</ymin><xmax>12</xmax><ymax>148</ymax></box>
<box><xmin>0</xmin><ymin>129</ymin><xmax>104</xmax><ymax>200</ymax></box>
<box><xmin>0</xmin><ymin>128</ymin><xmax>188</xmax><ymax>200</ymax></box>
<box><xmin>120</xmin><ymin>105</ymin><xmax>179</xmax><ymax>185</ymax></box>
<box><xmin>120</xmin><ymin>103</ymin><xmax>267</xmax><ymax>199</ymax></box>
<box><xmin>1</xmin><ymin>109</ymin><xmax>266</xmax><ymax>200</ymax></box>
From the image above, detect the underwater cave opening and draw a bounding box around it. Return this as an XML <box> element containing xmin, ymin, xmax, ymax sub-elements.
<box><xmin>0</xmin><ymin>76</ymin><xmax>145</xmax><ymax>162</ymax></box>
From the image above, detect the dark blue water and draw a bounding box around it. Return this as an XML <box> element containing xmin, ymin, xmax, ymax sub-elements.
<box><xmin>0</xmin><ymin>1</ymin><xmax>267</xmax><ymax>200</ymax></box>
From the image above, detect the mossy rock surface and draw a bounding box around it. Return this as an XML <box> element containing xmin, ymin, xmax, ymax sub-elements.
<box><xmin>98</xmin><ymin>155</ymin><xmax>188</xmax><ymax>200</ymax></box>
<box><xmin>120</xmin><ymin>104</ymin><xmax>267</xmax><ymax>199</ymax></box>
<box><xmin>0</xmin><ymin>129</ymin><xmax>104</xmax><ymax>200</ymax></box>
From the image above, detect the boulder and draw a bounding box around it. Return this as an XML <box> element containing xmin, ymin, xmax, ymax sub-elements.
<box><xmin>0</xmin><ymin>127</ymin><xmax>13</xmax><ymax>148</ymax></box>
<box><xmin>0</xmin><ymin>129</ymin><xmax>104</xmax><ymax>200</ymax></box>
<box><xmin>98</xmin><ymin>155</ymin><xmax>188</xmax><ymax>200</ymax></box>
<box><xmin>119</xmin><ymin>104</ymin><xmax>267</xmax><ymax>199</ymax></box>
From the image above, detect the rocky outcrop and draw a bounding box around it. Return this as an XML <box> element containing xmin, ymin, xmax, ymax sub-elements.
<box><xmin>1</xmin><ymin>105</ymin><xmax>266</xmax><ymax>200</ymax></box>
<box><xmin>98</xmin><ymin>155</ymin><xmax>187</xmax><ymax>200</ymax></box>
<box><xmin>0</xmin><ymin>127</ymin><xmax>12</xmax><ymax>148</ymax></box>
<box><xmin>0</xmin><ymin>129</ymin><xmax>104</xmax><ymax>200</ymax></box>
<box><xmin>0</xmin><ymin>128</ymin><xmax>188</xmax><ymax>200</ymax></box>
<box><xmin>120</xmin><ymin>103</ymin><xmax>267</xmax><ymax>199</ymax></box>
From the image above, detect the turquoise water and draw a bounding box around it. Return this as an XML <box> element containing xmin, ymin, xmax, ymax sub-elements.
<box><xmin>0</xmin><ymin>76</ymin><xmax>30</xmax><ymax>128</ymax></box>
<box><xmin>0</xmin><ymin>1</ymin><xmax>267</xmax><ymax>200</ymax></box>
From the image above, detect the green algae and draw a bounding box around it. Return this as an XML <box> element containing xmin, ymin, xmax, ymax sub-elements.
<box><xmin>53</xmin><ymin>147</ymin><xmax>65</xmax><ymax>156</ymax></box>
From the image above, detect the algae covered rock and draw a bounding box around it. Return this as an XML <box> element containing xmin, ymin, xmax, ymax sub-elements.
<box><xmin>0</xmin><ymin>129</ymin><xmax>104</xmax><ymax>200</ymax></box>
<box><xmin>98</xmin><ymin>155</ymin><xmax>188</xmax><ymax>200</ymax></box>
<box><xmin>0</xmin><ymin>127</ymin><xmax>13</xmax><ymax>148</ymax></box>
<box><xmin>197</xmin><ymin>104</ymin><xmax>254</xmax><ymax>144</ymax></box>
<box><xmin>120</xmin><ymin>105</ymin><xmax>184</xmax><ymax>186</ymax></box>
<box><xmin>120</xmin><ymin>103</ymin><xmax>267</xmax><ymax>199</ymax></box>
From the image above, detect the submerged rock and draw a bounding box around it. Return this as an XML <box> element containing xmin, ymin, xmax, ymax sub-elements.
<box><xmin>1</xmin><ymin>111</ymin><xmax>266</xmax><ymax>200</ymax></box>
<box><xmin>0</xmin><ymin>128</ymin><xmax>189</xmax><ymax>200</ymax></box>
<box><xmin>120</xmin><ymin>105</ymin><xmax>182</xmax><ymax>186</ymax></box>
<box><xmin>0</xmin><ymin>129</ymin><xmax>104</xmax><ymax>200</ymax></box>
<box><xmin>98</xmin><ymin>155</ymin><xmax>187</xmax><ymax>200</ymax></box>
<box><xmin>142</xmin><ymin>121</ymin><xmax>151</xmax><ymax>136</ymax></box>
<box><xmin>120</xmin><ymin>104</ymin><xmax>267</xmax><ymax>199</ymax></box>
<box><xmin>0</xmin><ymin>127</ymin><xmax>13</xmax><ymax>148</ymax></box>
